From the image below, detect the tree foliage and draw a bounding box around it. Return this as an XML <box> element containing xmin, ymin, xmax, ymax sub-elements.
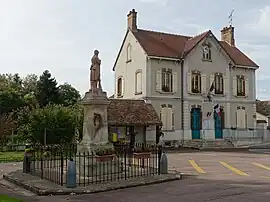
<box><xmin>36</xmin><ymin>70</ymin><xmax>60</xmax><ymax>107</ymax></box>
<box><xmin>0</xmin><ymin>70</ymin><xmax>83</xmax><ymax>144</ymax></box>
<box><xmin>17</xmin><ymin>104</ymin><xmax>82</xmax><ymax>144</ymax></box>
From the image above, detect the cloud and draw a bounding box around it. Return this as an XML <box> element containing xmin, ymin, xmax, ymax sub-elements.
<box><xmin>247</xmin><ymin>5</ymin><xmax>270</xmax><ymax>37</ymax></box>
<box><xmin>139</xmin><ymin>0</ymin><xmax>168</xmax><ymax>6</ymax></box>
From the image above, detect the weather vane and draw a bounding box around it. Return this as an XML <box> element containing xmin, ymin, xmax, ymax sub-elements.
<box><xmin>228</xmin><ymin>9</ymin><xmax>235</xmax><ymax>26</ymax></box>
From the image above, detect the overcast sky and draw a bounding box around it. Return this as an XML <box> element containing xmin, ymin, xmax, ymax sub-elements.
<box><xmin>0</xmin><ymin>0</ymin><xmax>269</xmax><ymax>99</ymax></box>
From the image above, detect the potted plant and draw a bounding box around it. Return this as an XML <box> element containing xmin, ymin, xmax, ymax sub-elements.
<box><xmin>42</xmin><ymin>151</ymin><xmax>51</xmax><ymax>160</ymax></box>
<box><xmin>25</xmin><ymin>148</ymin><xmax>35</xmax><ymax>157</ymax></box>
<box><xmin>95</xmin><ymin>148</ymin><xmax>115</xmax><ymax>162</ymax></box>
<box><xmin>133</xmin><ymin>146</ymin><xmax>152</xmax><ymax>158</ymax></box>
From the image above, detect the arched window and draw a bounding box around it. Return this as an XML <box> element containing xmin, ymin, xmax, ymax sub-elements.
<box><xmin>117</xmin><ymin>77</ymin><xmax>123</xmax><ymax>97</ymax></box>
<box><xmin>214</xmin><ymin>73</ymin><xmax>223</xmax><ymax>94</ymax></box>
<box><xmin>127</xmin><ymin>44</ymin><xmax>132</xmax><ymax>62</ymax></box>
<box><xmin>237</xmin><ymin>75</ymin><xmax>245</xmax><ymax>96</ymax></box>
<box><xmin>191</xmin><ymin>71</ymin><xmax>201</xmax><ymax>93</ymax></box>
<box><xmin>135</xmin><ymin>70</ymin><xmax>142</xmax><ymax>94</ymax></box>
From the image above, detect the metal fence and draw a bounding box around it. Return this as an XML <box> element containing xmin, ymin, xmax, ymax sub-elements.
<box><xmin>27</xmin><ymin>143</ymin><xmax>162</xmax><ymax>186</ymax></box>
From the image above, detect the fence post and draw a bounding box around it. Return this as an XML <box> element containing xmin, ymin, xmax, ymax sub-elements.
<box><xmin>60</xmin><ymin>152</ymin><xmax>64</xmax><ymax>186</ymax></box>
<box><xmin>160</xmin><ymin>152</ymin><xmax>168</xmax><ymax>174</ymax></box>
<box><xmin>157</xmin><ymin>145</ymin><xmax>162</xmax><ymax>174</ymax></box>
<box><xmin>66</xmin><ymin>159</ymin><xmax>77</xmax><ymax>188</ymax></box>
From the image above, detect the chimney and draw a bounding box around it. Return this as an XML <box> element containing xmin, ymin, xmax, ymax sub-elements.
<box><xmin>127</xmin><ymin>9</ymin><xmax>137</xmax><ymax>31</ymax></box>
<box><xmin>221</xmin><ymin>25</ymin><xmax>235</xmax><ymax>46</ymax></box>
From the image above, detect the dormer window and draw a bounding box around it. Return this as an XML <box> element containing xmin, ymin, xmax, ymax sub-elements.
<box><xmin>127</xmin><ymin>44</ymin><xmax>132</xmax><ymax>63</ymax></box>
<box><xmin>202</xmin><ymin>45</ymin><xmax>211</xmax><ymax>61</ymax></box>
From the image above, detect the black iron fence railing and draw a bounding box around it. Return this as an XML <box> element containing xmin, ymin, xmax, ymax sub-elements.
<box><xmin>26</xmin><ymin>143</ymin><xmax>162</xmax><ymax>186</ymax></box>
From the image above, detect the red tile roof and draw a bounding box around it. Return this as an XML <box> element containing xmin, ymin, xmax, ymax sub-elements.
<box><xmin>108</xmin><ymin>99</ymin><xmax>161</xmax><ymax>126</ymax></box>
<box><xmin>132</xmin><ymin>29</ymin><xmax>258</xmax><ymax>67</ymax></box>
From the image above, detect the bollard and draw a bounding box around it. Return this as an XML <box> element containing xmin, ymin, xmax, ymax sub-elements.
<box><xmin>66</xmin><ymin>159</ymin><xmax>77</xmax><ymax>188</ymax></box>
<box><xmin>160</xmin><ymin>152</ymin><xmax>168</xmax><ymax>174</ymax></box>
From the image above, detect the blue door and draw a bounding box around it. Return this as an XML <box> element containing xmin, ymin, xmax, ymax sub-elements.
<box><xmin>214</xmin><ymin>111</ymin><xmax>223</xmax><ymax>139</ymax></box>
<box><xmin>191</xmin><ymin>108</ymin><xmax>201</xmax><ymax>139</ymax></box>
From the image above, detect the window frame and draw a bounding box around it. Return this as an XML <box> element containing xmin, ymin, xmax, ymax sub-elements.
<box><xmin>214</xmin><ymin>73</ymin><xmax>224</xmax><ymax>95</ymax></box>
<box><xmin>135</xmin><ymin>69</ymin><xmax>142</xmax><ymax>95</ymax></box>
<box><xmin>191</xmin><ymin>71</ymin><xmax>201</xmax><ymax>94</ymax></box>
<box><xmin>202</xmin><ymin>44</ymin><xmax>212</xmax><ymax>61</ymax></box>
<box><xmin>117</xmin><ymin>77</ymin><xmax>123</xmax><ymax>97</ymax></box>
<box><xmin>126</xmin><ymin>44</ymin><xmax>132</xmax><ymax>63</ymax></box>
<box><xmin>161</xmin><ymin>68</ymin><xmax>173</xmax><ymax>93</ymax></box>
<box><xmin>236</xmin><ymin>75</ymin><xmax>245</xmax><ymax>96</ymax></box>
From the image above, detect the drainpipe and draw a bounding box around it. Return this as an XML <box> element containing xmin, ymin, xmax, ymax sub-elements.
<box><xmin>180</xmin><ymin>59</ymin><xmax>184</xmax><ymax>141</ymax></box>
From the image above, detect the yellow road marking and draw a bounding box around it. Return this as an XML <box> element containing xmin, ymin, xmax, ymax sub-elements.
<box><xmin>188</xmin><ymin>160</ymin><xmax>206</xmax><ymax>174</ymax></box>
<box><xmin>260</xmin><ymin>176</ymin><xmax>270</xmax><ymax>179</ymax></box>
<box><xmin>220</xmin><ymin>161</ymin><xmax>249</xmax><ymax>176</ymax></box>
<box><xmin>252</xmin><ymin>163</ymin><xmax>270</xmax><ymax>171</ymax></box>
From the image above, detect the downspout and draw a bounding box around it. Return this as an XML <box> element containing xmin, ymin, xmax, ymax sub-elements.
<box><xmin>180</xmin><ymin>59</ymin><xmax>184</xmax><ymax>141</ymax></box>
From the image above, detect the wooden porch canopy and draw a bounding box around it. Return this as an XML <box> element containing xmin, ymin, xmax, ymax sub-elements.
<box><xmin>107</xmin><ymin>99</ymin><xmax>161</xmax><ymax>126</ymax></box>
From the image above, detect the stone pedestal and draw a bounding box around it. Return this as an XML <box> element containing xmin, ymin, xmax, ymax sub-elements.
<box><xmin>77</xmin><ymin>89</ymin><xmax>111</xmax><ymax>152</ymax></box>
<box><xmin>76</xmin><ymin>89</ymin><xmax>120</xmax><ymax>176</ymax></box>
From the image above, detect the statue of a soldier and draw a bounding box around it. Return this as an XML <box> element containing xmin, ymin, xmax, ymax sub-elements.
<box><xmin>90</xmin><ymin>50</ymin><xmax>102</xmax><ymax>94</ymax></box>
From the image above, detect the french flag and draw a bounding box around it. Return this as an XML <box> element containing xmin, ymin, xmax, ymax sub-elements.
<box><xmin>214</xmin><ymin>104</ymin><xmax>221</xmax><ymax>116</ymax></box>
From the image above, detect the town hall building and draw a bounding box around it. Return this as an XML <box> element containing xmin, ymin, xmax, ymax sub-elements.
<box><xmin>112</xmin><ymin>9</ymin><xmax>259</xmax><ymax>145</ymax></box>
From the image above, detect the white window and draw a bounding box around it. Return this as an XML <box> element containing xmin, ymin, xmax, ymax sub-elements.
<box><xmin>160</xmin><ymin>104</ymin><xmax>173</xmax><ymax>131</ymax></box>
<box><xmin>156</xmin><ymin>69</ymin><xmax>177</xmax><ymax>93</ymax></box>
<box><xmin>191</xmin><ymin>71</ymin><xmax>201</xmax><ymax>93</ymax></box>
<box><xmin>135</xmin><ymin>70</ymin><xmax>142</xmax><ymax>94</ymax></box>
<box><xmin>127</xmin><ymin>44</ymin><xmax>132</xmax><ymax>62</ymax></box>
<box><xmin>236</xmin><ymin>107</ymin><xmax>247</xmax><ymax>128</ymax></box>
<box><xmin>162</xmin><ymin>68</ymin><xmax>172</xmax><ymax>92</ymax></box>
<box><xmin>214</xmin><ymin>73</ymin><xmax>223</xmax><ymax>94</ymax></box>
<box><xmin>202</xmin><ymin>45</ymin><xmax>211</xmax><ymax>61</ymax></box>
<box><xmin>117</xmin><ymin>77</ymin><xmax>124</xmax><ymax>97</ymax></box>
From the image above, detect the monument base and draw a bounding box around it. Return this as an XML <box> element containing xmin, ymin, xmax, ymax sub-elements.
<box><xmin>76</xmin><ymin>141</ymin><xmax>120</xmax><ymax>177</ymax></box>
<box><xmin>76</xmin><ymin>155</ymin><xmax>121</xmax><ymax>177</ymax></box>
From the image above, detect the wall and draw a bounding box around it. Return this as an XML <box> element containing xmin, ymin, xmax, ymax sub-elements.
<box><xmin>114</xmin><ymin>31</ymin><xmax>147</xmax><ymax>99</ymax></box>
<box><xmin>182</xmin><ymin>34</ymin><xmax>257</xmax><ymax>130</ymax></box>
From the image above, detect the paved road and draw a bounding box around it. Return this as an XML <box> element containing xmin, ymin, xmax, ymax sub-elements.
<box><xmin>1</xmin><ymin>152</ymin><xmax>270</xmax><ymax>202</ymax></box>
<box><xmin>168</xmin><ymin>152</ymin><xmax>270</xmax><ymax>181</ymax></box>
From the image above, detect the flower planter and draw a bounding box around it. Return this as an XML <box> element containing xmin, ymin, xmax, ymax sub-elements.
<box><xmin>133</xmin><ymin>152</ymin><xmax>151</xmax><ymax>159</ymax></box>
<box><xmin>25</xmin><ymin>152</ymin><xmax>33</xmax><ymax>158</ymax></box>
<box><xmin>95</xmin><ymin>154</ymin><xmax>115</xmax><ymax>162</ymax></box>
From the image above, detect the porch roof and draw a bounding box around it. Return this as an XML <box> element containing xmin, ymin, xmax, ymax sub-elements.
<box><xmin>108</xmin><ymin>99</ymin><xmax>161</xmax><ymax>126</ymax></box>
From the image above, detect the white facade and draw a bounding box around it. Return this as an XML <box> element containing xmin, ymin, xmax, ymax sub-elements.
<box><xmin>113</xmin><ymin>10</ymin><xmax>259</xmax><ymax>144</ymax></box>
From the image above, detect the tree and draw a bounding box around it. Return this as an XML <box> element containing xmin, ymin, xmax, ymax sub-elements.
<box><xmin>58</xmin><ymin>83</ymin><xmax>81</xmax><ymax>106</ymax></box>
<box><xmin>0</xmin><ymin>113</ymin><xmax>16</xmax><ymax>141</ymax></box>
<box><xmin>36</xmin><ymin>70</ymin><xmax>60</xmax><ymax>107</ymax></box>
<box><xmin>0</xmin><ymin>88</ymin><xmax>25</xmax><ymax>114</ymax></box>
<box><xmin>22</xmin><ymin>74</ymin><xmax>38</xmax><ymax>94</ymax></box>
<box><xmin>17</xmin><ymin>104</ymin><xmax>81</xmax><ymax>144</ymax></box>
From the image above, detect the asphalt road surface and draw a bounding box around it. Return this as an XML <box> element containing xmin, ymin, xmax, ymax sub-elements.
<box><xmin>1</xmin><ymin>152</ymin><xmax>270</xmax><ymax>202</ymax></box>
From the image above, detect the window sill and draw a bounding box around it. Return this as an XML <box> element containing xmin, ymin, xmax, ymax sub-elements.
<box><xmin>234</xmin><ymin>95</ymin><xmax>247</xmax><ymax>98</ymax></box>
<box><xmin>202</xmin><ymin>59</ymin><xmax>212</xmax><ymax>62</ymax></box>
<box><xmin>126</xmin><ymin>59</ymin><xmax>132</xmax><ymax>63</ymax></box>
<box><xmin>189</xmin><ymin>92</ymin><xmax>202</xmax><ymax>95</ymax></box>
<box><xmin>157</xmin><ymin>91</ymin><xmax>175</xmax><ymax>95</ymax></box>
<box><xmin>161</xmin><ymin>129</ymin><xmax>175</xmax><ymax>132</ymax></box>
<box><xmin>117</xmin><ymin>95</ymin><xmax>123</xmax><ymax>98</ymax></box>
<box><xmin>214</xmin><ymin>93</ymin><xmax>225</xmax><ymax>97</ymax></box>
<box><xmin>135</xmin><ymin>92</ymin><xmax>142</xmax><ymax>95</ymax></box>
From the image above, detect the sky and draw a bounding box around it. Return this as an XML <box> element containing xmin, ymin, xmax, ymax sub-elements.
<box><xmin>0</xmin><ymin>0</ymin><xmax>269</xmax><ymax>99</ymax></box>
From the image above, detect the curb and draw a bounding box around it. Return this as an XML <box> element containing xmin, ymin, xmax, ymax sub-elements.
<box><xmin>3</xmin><ymin>174</ymin><xmax>182</xmax><ymax>196</ymax></box>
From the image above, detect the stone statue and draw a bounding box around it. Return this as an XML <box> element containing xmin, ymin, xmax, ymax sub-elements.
<box><xmin>90</xmin><ymin>50</ymin><xmax>102</xmax><ymax>93</ymax></box>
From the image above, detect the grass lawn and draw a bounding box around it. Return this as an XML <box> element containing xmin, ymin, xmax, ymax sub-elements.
<box><xmin>0</xmin><ymin>195</ymin><xmax>24</xmax><ymax>202</ymax></box>
<box><xmin>0</xmin><ymin>152</ymin><xmax>24</xmax><ymax>163</ymax></box>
